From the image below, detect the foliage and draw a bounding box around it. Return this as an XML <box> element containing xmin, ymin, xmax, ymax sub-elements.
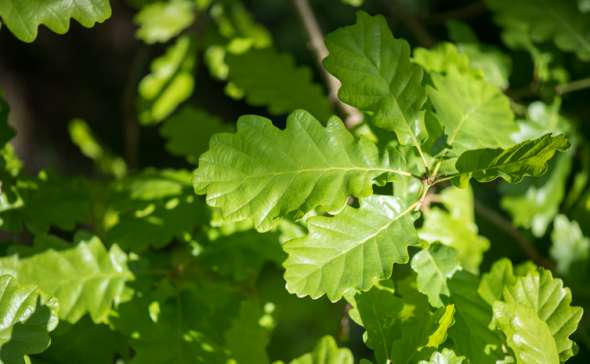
<box><xmin>1</xmin><ymin>0</ymin><xmax>590</xmax><ymax>363</ymax></box>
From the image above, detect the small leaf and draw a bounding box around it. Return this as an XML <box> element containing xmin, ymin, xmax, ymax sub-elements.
<box><xmin>194</xmin><ymin>110</ymin><xmax>408</xmax><ymax>232</ymax></box>
<box><xmin>502</xmin><ymin>269</ymin><xmax>583</xmax><ymax>362</ymax></box>
<box><xmin>0</xmin><ymin>275</ymin><xmax>57</xmax><ymax>364</ymax></box>
<box><xmin>478</xmin><ymin>258</ymin><xmax>516</xmax><ymax>305</ymax></box>
<box><xmin>283</xmin><ymin>195</ymin><xmax>418</xmax><ymax>301</ymax></box>
<box><xmin>502</xmin><ymin>150</ymin><xmax>573</xmax><ymax>237</ymax></box>
<box><xmin>456</xmin><ymin>134</ymin><xmax>569</xmax><ymax>183</ymax></box>
<box><xmin>0</xmin><ymin>233</ymin><xmax>133</xmax><ymax>323</ymax></box>
<box><xmin>446</xmin><ymin>272</ymin><xmax>505</xmax><ymax>363</ymax></box>
<box><xmin>159</xmin><ymin>107</ymin><xmax>232</xmax><ymax>163</ymax></box>
<box><xmin>138</xmin><ymin>36</ymin><xmax>196</xmax><ymax>124</ymax></box>
<box><xmin>493</xmin><ymin>301</ymin><xmax>559</xmax><ymax>364</ymax></box>
<box><xmin>134</xmin><ymin>0</ymin><xmax>195</xmax><ymax>44</ymax></box>
<box><xmin>419</xmin><ymin>186</ymin><xmax>489</xmax><ymax>273</ymax></box>
<box><xmin>418</xmin><ymin>348</ymin><xmax>465</xmax><ymax>364</ymax></box>
<box><xmin>288</xmin><ymin>336</ymin><xmax>353</xmax><ymax>364</ymax></box>
<box><xmin>0</xmin><ymin>0</ymin><xmax>111</xmax><ymax>42</ymax></box>
<box><xmin>427</xmin><ymin>68</ymin><xmax>516</xmax><ymax>154</ymax></box>
<box><xmin>324</xmin><ymin>12</ymin><xmax>427</xmax><ymax>145</ymax></box>
<box><xmin>550</xmin><ymin>215</ymin><xmax>590</xmax><ymax>274</ymax></box>
<box><xmin>411</xmin><ymin>244</ymin><xmax>461</xmax><ymax>307</ymax></box>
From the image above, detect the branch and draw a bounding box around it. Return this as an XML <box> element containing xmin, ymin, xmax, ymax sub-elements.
<box><xmin>122</xmin><ymin>46</ymin><xmax>149</xmax><ymax>170</ymax></box>
<box><xmin>424</xmin><ymin>1</ymin><xmax>487</xmax><ymax>24</ymax></box>
<box><xmin>382</xmin><ymin>0</ymin><xmax>434</xmax><ymax>48</ymax></box>
<box><xmin>556</xmin><ymin>77</ymin><xmax>590</xmax><ymax>95</ymax></box>
<box><xmin>474</xmin><ymin>199</ymin><xmax>554</xmax><ymax>269</ymax></box>
<box><xmin>291</xmin><ymin>0</ymin><xmax>362</xmax><ymax>128</ymax></box>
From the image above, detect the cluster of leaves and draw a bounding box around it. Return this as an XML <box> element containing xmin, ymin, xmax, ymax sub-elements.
<box><xmin>0</xmin><ymin>0</ymin><xmax>590</xmax><ymax>363</ymax></box>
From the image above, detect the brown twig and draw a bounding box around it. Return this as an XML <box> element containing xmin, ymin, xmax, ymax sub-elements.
<box><xmin>291</xmin><ymin>0</ymin><xmax>362</xmax><ymax>128</ymax></box>
<box><xmin>382</xmin><ymin>0</ymin><xmax>434</xmax><ymax>48</ymax></box>
<box><xmin>122</xmin><ymin>46</ymin><xmax>149</xmax><ymax>170</ymax></box>
<box><xmin>556</xmin><ymin>77</ymin><xmax>590</xmax><ymax>95</ymax></box>
<box><xmin>424</xmin><ymin>1</ymin><xmax>487</xmax><ymax>24</ymax></box>
<box><xmin>474</xmin><ymin>199</ymin><xmax>554</xmax><ymax>269</ymax></box>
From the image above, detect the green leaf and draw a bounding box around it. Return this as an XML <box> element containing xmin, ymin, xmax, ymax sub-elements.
<box><xmin>200</xmin><ymin>230</ymin><xmax>285</xmax><ymax>281</ymax></box>
<box><xmin>0</xmin><ymin>0</ymin><xmax>111</xmax><ymax>42</ymax></box>
<box><xmin>502</xmin><ymin>150</ymin><xmax>573</xmax><ymax>237</ymax></box>
<box><xmin>492</xmin><ymin>301</ymin><xmax>559</xmax><ymax>364</ymax></box>
<box><xmin>160</xmin><ymin>107</ymin><xmax>232</xmax><ymax>163</ymax></box>
<box><xmin>226</xmin><ymin>49</ymin><xmax>332</xmax><ymax>120</ymax></box>
<box><xmin>353</xmin><ymin>285</ymin><xmax>403</xmax><ymax>363</ymax></box>
<box><xmin>486</xmin><ymin>0</ymin><xmax>590</xmax><ymax>61</ymax></box>
<box><xmin>0</xmin><ymin>233</ymin><xmax>133</xmax><ymax>324</ymax></box>
<box><xmin>0</xmin><ymin>275</ymin><xmax>57</xmax><ymax>364</ymax></box>
<box><xmin>35</xmin><ymin>317</ymin><xmax>128</xmax><ymax>364</ymax></box>
<box><xmin>0</xmin><ymin>175</ymin><xmax>92</xmax><ymax>234</ymax></box>
<box><xmin>138</xmin><ymin>36</ymin><xmax>196</xmax><ymax>124</ymax></box>
<box><xmin>324</xmin><ymin>12</ymin><xmax>427</xmax><ymax>145</ymax></box>
<box><xmin>411</xmin><ymin>244</ymin><xmax>461</xmax><ymax>307</ymax></box>
<box><xmin>427</xmin><ymin>68</ymin><xmax>516</xmax><ymax>154</ymax></box>
<box><xmin>502</xmin><ymin>269</ymin><xmax>583</xmax><ymax>362</ymax></box>
<box><xmin>134</xmin><ymin>0</ymin><xmax>194</xmax><ymax>44</ymax></box>
<box><xmin>478</xmin><ymin>258</ymin><xmax>517</xmax><ymax>305</ymax></box>
<box><xmin>413</xmin><ymin>43</ymin><xmax>475</xmax><ymax>78</ymax></box>
<box><xmin>455</xmin><ymin>134</ymin><xmax>569</xmax><ymax>183</ymax></box>
<box><xmin>283</xmin><ymin>195</ymin><xmax>418</xmax><ymax>301</ymax></box>
<box><xmin>224</xmin><ymin>300</ymin><xmax>272</xmax><ymax>364</ymax></box>
<box><xmin>418</xmin><ymin>348</ymin><xmax>465</xmax><ymax>364</ymax></box>
<box><xmin>550</xmin><ymin>215</ymin><xmax>590</xmax><ymax>274</ymax></box>
<box><xmin>419</xmin><ymin>186</ymin><xmax>489</xmax><ymax>273</ymax></box>
<box><xmin>445</xmin><ymin>272</ymin><xmax>505</xmax><ymax>363</ymax></box>
<box><xmin>115</xmin><ymin>283</ymin><xmax>234</xmax><ymax>364</ymax></box>
<box><xmin>288</xmin><ymin>336</ymin><xmax>353</xmax><ymax>364</ymax></box>
<box><xmin>194</xmin><ymin>110</ymin><xmax>408</xmax><ymax>232</ymax></box>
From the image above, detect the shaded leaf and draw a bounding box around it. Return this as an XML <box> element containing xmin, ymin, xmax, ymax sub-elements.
<box><xmin>411</xmin><ymin>244</ymin><xmax>461</xmax><ymax>307</ymax></box>
<box><xmin>225</xmin><ymin>300</ymin><xmax>272</xmax><ymax>364</ymax></box>
<box><xmin>445</xmin><ymin>272</ymin><xmax>505</xmax><ymax>363</ymax></box>
<box><xmin>226</xmin><ymin>49</ymin><xmax>332</xmax><ymax>120</ymax></box>
<box><xmin>159</xmin><ymin>107</ymin><xmax>232</xmax><ymax>163</ymax></box>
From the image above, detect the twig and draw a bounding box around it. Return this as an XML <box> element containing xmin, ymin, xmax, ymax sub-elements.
<box><xmin>382</xmin><ymin>0</ymin><xmax>434</xmax><ymax>48</ymax></box>
<box><xmin>556</xmin><ymin>77</ymin><xmax>590</xmax><ymax>95</ymax></box>
<box><xmin>122</xmin><ymin>46</ymin><xmax>149</xmax><ymax>170</ymax></box>
<box><xmin>291</xmin><ymin>0</ymin><xmax>362</xmax><ymax>128</ymax></box>
<box><xmin>424</xmin><ymin>1</ymin><xmax>487</xmax><ymax>24</ymax></box>
<box><xmin>474</xmin><ymin>199</ymin><xmax>554</xmax><ymax>269</ymax></box>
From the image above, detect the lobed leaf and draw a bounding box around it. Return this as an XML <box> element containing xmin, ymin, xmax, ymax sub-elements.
<box><xmin>0</xmin><ymin>233</ymin><xmax>133</xmax><ymax>323</ymax></box>
<box><xmin>427</xmin><ymin>68</ymin><xmax>516</xmax><ymax>154</ymax></box>
<box><xmin>0</xmin><ymin>275</ymin><xmax>57</xmax><ymax>364</ymax></box>
<box><xmin>456</xmin><ymin>134</ymin><xmax>570</xmax><ymax>183</ymax></box>
<box><xmin>324</xmin><ymin>12</ymin><xmax>427</xmax><ymax>145</ymax></box>
<box><xmin>418</xmin><ymin>348</ymin><xmax>465</xmax><ymax>364</ymax></box>
<box><xmin>411</xmin><ymin>244</ymin><xmax>461</xmax><ymax>307</ymax></box>
<box><xmin>226</xmin><ymin>49</ymin><xmax>332</xmax><ymax>120</ymax></box>
<box><xmin>194</xmin><ymin>110</ymin><xmax>407</xmax><ymax>232</ymax></box>
<box><xmin>283</xmin><ymin>195</ymin><xmax>418</xmax><ymax>301</ymax></box>
<box><xmin>287</xmin><ymin>336</ymin><xmax>353</xmax><ymax>364</ymax></box>
<box><xmin>0</xmin><ymin>0</ymin><xmax>111</xmax><ymax>42</ymax></box>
